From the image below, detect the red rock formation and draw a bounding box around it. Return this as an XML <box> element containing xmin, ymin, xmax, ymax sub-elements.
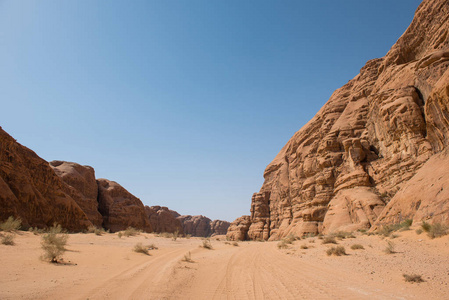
<box><xmin>177</xmin><ymin>215</ymin><xmax>230</xmax><ymax>237</ymax></box>
<box><xmin>97</xmin><ymin>179</ymin><xmax>152</xmax><ymax>233</ymax></box>
<box><xmin>226</xmin><ymin>216</ymin><xmax>251</xmax><ymax>241</ymax></box>
<box><xmin>0</xmin><ymin>128</ymin><xmax>92</xmax><ymax>231</ymax></box>
<box><xmin>50</xmin><ymin>161</ymin><xmax>103</xmax><ymax>227</ymax></box>
<box><xmin>145</xmin><ymin>205</ymin><xmax>183</xmax><ymax>234</ymax></box>
<box><xmin>227</xmin><ymin>0</ymin><xmax>449</xmax><ymax>241</ymax></box>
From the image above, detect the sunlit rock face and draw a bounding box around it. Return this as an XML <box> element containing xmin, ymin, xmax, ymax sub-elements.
<box><xmin>227</xmin><ymin>0</ymin><xmax>449</xmax><ymax>241</ymax></box>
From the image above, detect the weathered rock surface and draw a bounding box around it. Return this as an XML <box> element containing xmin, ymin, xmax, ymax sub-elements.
<box><xmin>145</xmin><ymin>205</ymin><xmax>183</xmax><ymax>234</ymax></box>
<box><xmin>50</xmin><ymin>160</ymin><xmax>103</xmax><ymax>227</ymax></box>
<box><xmin>226</xmin><ymin>216</ymin><xmax>251</xmax><ymax>241</ymax></box>
<box><xmin>177</xmin><ymin>215</ymin><xmax>230</xmax><ymax>237</ymax></box>
<box><xmin>0</xmin><ymin>128</ymin><xmax>92</xmax><ymax>231</ymax></box>
<box><xmin>97</xmin><ymin>179</ymin><xmax>152</xmax><ymax>233</ymax></box>
<box><xmin>227</xmin><ymin>0</ymin><xmax>449</xmax><ymax>241</ymax></box>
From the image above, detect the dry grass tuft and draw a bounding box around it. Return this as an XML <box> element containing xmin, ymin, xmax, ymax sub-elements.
<box><xmin>1</xmin><ymin>233</ymin><xmax>15</xmax><ymax>245</ymax></box>
<box><xmin>201</xmin><ymin>239</ymin><xmax>213</xmax><ymax>250</ymax></box>
<box><xmin>133</xmin><ymin>243</ymin><xmax>150</xmax><ymax>255</ymax></box>
<box><xmin>403</xmin><ymin>274</ymin><xmax>424</xmax><ymax>283</ymax></box>
<box><xmin>326</xmin><ymin>246</ymin><xmax>346</xmax><ymax>256</ymax></box>
<box><xmin>87</xmin><ymin>225</ymin><xmax>106</xmax><ymax>236</ymax></box>
<box><xmin>350</xmin><ymin>244</ymin><xmax>364</xmax><ymax>250</ymax></box>
<box><xmin>277</xmin><ymin>240</ymin><xmax>289</xmax><ymax>249</ymax></box>
<box><xmin>384</xmin><ymin>240</ymin><xmax>396</xmax><ymax>254</ymax></box>
<box><xmin>232</xmin><ymin>241</ymin><xmax>239</xmax><ymax>247</ymax></box>
<box><xmin>182</xmin><ymin>251</ymin><xmax>193</xmax><ymax>262</ymax></box>
<box><xmin>41</xmin><ymin>223</ymin><xmax>68</xmax><ymax>263</ymax></box>
<box><xmin>322</xmin><ymin>236</ymin><xmax>338</xmax><ymax>244</ymax></box>
<box><xmin>0</xmin><ymin>216</ymin><xmax>21</xmax><ymax>232</ymax></box>
<box><xmin>300</xmin><ymin>244</ymin><xmax>308</xmax><ymax>249</ymax></box>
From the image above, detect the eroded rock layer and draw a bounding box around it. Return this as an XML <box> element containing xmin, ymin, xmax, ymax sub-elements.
<box><xmin>177</xmin><ymin>215</ymin><xmax>230</xmax><ymax>237</ymax></box>
<box><xmin>145</xmin><ymin>205</ymin><xmax>183</xmax><ymax>234</ymax></box>
<box><xmin>0</xmin><ymin>128</ymin><xmax>92</xmax><ymax>231</ymax></box>
<box><xmin>227</xmin><ymin>0</ymin><xmax>449</xmax><ymax>241</ymax></box>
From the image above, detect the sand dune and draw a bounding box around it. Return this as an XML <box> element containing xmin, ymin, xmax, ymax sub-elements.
<box><xmin>1</xmin><ymin>231</ymin><xmax>448</xmax><ymax>299</ymax></box>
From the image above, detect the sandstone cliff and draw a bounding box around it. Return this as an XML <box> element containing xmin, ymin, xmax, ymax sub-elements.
<box><xmin>50</xmin><ymin>160</ymin><xmax>103</xmax><ymax>227</ymax></box>
<box><xmin>177</xmin><ymin>215</ymin><xmax>230</xmax><ymax>237</ymax></box>
<box><xmin>227</xmin><ymin>0</ymin><xmax>449</xmax><ymax>241</ymax></box>
<box><xmin>97</xmin><ymin>178</ymin><xmax>153</xmax><ymax>233</ymax></box>
<box><xmin>0</xmin><ymin>128</ymin><xmax>92</xmax><ymax>231</ymax></box>
<box><xmin>145</xmin><ymin>205</ymin><xmax>183</xmax><ymax>234</ymax></box>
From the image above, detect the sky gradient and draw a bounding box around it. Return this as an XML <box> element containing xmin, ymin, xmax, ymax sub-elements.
<box><xmin>0</xmin><ymin>0</ymin><xmax>422</xmax><ymax>221</ymax></box>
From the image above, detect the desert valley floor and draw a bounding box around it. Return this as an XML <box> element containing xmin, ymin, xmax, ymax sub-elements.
<box><xmin>1</xmin><ymin>230</ymin><xmax>448</xmax><ymax>299</ymax></box>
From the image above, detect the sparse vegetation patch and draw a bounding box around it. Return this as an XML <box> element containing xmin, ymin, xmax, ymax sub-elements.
<box><xmin>384</xmin><ymin>240</ymin><xmax>396</xmax><ymax>254</ymax></box>
<box><xmin>1</xmin><ymin>233</ymin><xmax>15</xmax><ymax>245</ymax></box>
<box><xmin>322</xmin><ymin>236</ymin><xmax>338</xmax><ymax>244</ymax></box>
<box><xmin>41</xmin><ymin>223</ymin><xmax>68</xmax><ymax>263</ymax></box>
<box><xmin>350</xmin><ymin>244</ymin><xmax>364</xmax><ymax>250</ymax></box>
<box><xmin>0</xmin><ymin>216</ymin><xmax>21</xmax><ymax>232</ymax></box>
<box><xmin>403</xmin><ymin>274</ymin><xmax>424</xmax><ymax>283</ymax></box>
<box><xmin>326</xmin><ymin>246</ymin><xmax>346</xmax><ymax>256</ymax></box>
<box><xmin>201</xmin><ymin>239</ymin><xmax>213</xmax><ymax>250</ymax></box>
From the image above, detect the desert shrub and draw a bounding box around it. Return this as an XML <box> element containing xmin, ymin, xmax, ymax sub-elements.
<box><xmin>350</xmin><ymin>244</ymin><xmax>364</xmax><ymax>250</ymax></box>
<box><xmin>403</xmin><ymin>274</ymin><xmax>424</xmax><ymax>283</ymax></box>
<box><xmin>415</xmin><ymin>228</ymin><xmax>423</xmax><ymax>235</ymax></box>
<box><xmin>185</xmin><ymin>234</ymin><xmax>191</xmax><ymax>239</ymax></box>
<box><xmin>232</xmin><ymin>241</ymin><xmax>239</xmax><ymax>247</ymax></box>
<box><xmin>0</xmin><ymin>216</ymin><xmax>21</xmax><ymax>232</ymax></box>
<box><xmin>322</xmin><ymin>236</ymin><xmax>337</xmax><ymax>244</ymax></box>
<box><xmin>384</xmin><ymin>240</ymin><xmax>396</xmax><ymax>254</ymax></box>
<box><xmin>87</xmin><ymin>225</ymin><xmax>105</xmax><ymax>236</ymax></box>
<box><xmin>122</xmin><ymin>227</ymin><xmax>141</xmax><ymax>237</ymax></box>
<box><xmin>400</xmin><ymin>219</ymin><xmax>413</xmax><ymax>230</ymax></box>
<box><xmin>335</xmin><ymin>231</ymin><xmax>355</xmax><ymax>240</ymax></box>
<box><xmin>277</xmin><ymin>240</ymin><xmax>288</xmax><ymax>249</ymax></box>
<box><xmin>283</xmin><ymin>234</ymin><xmax>298</xmax><ymax>244</ymax></box>
<box><xmin>224</xmin><ymin>241</ymin><xmax>230</xmax><ymax>245</ymax></box>
<box><xmin>133</xmin><ymin>243</ymin><xmax>150</xmax><ymax>255</ymax></box>
<box><xmin>172</xmin><ymin>229</ymin><xmax>179</xmax><ymax>241</ymax></box>
<box><xmin>182</xmin><ymin>251</ymin><xmax>192</xmax><ymax>262</ymax></box>
<box><xmin>300</xmin><ymin>244</ymin><xmax>308</xmax><ymax>249</ymax></box>
<box><xmin>421</xmin><ymin>222</ymin><xmax>431</xmax><ymax>232</ymax></box>
<box><xmin>427</xmin><ymin>223</ymin><xmax>448</xmax><ymax>239</ymax></box>
<box><xmin>1</xmin><ymin>233</ymin><xmax>15</xmax><ymax>245</ymax></box>
<box><xmin>326</xmin><ymin>246</ymin><xmax>346</xmax><ymax>256</ymax></box>
<box><xmin>118</xmin><ymin>232</ymin><xmax>123</xmax><ymax>238</ymax></box>
<box><xmin>201</xmin><ymin>239</ymin><xmax>213</xmax><ymax>249</ymax></box>
<box><xmin>41</xmin><ymin>224</ymin><xmax>68</xmax><ymax>263</ymax></box>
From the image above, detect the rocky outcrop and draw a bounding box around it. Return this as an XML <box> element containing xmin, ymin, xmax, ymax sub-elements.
<box><xmin>177</xmin><ymin>215</ymin><xmax>230</xmax><ymax>237</ymax></box>
<box><xmin>97</xmin><ymin>179</ymin><xmax>152</xmax><ymax>233</ymax></box>
<box><xmin>226</xmin><ymin>216</ymin><xmax>251</xmax><ymax>241</ymax></box>
<box><xmin>227</xmin><ymin>0</ymin><xmax>449</xmax><ymax>241</ymax></box>
<box><xmin>50</xmin><ymin>161</ymin><xmax>103</xmax><ymax>227</ymax></box>
<box><xmin>145</xmin><ymin>205</ymin><xmax>183</xmax><ymax>234</ymax></box>
<box><xmin>0</xmin><ymin>128</ymin><xmax>92</xmax><ymax>231</ymax></box>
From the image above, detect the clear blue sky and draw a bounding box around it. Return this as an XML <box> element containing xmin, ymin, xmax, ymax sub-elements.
<box><xmin>0</xmin><ymin>0</ymin><xmax>422</xmax><ymax>222</ymax></box>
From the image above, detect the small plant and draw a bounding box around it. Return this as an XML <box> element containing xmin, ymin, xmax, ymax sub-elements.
<box><xmin>41</xmin><ymin>223</ymin><xmax>68</xmax><ymax>263</ymax></box>
<box><xmin>326</xmin><ymin>246</ymin><xmax>346</xmax><ymax>256</ymax></box>
<box><xmin>118</xmin><ymin>232</ymin><xmax>123</xmax><ymax>238</ymax></box>
<box><xmin>403</xmin><ymin>274</ymin><xmax>424</xmax><ymax>283</ymax></box>
<box><xmin>87</xmin><ymin>225</ymin><xmax>106</xmax><ymax>236</ymax></box>
<box><xmin>201</xmin><ymin>239</ymin><xmax>213</xmax><ymax>249</ymax></box>
<box><xmin>277</xmin><ymin>240</ymin><xmax>288</xmax><ymax>249</ymax></box>
<box><xmin>0</xmin><ymin>216</ymin><xmax>21</xmax><ymax>232</ymax></box>
<box><xmin>185</xmin><ymin>234</ymin><xmax>191</xmax><ymax>239</ymax></box>
<box><xmin>232</xmin><ymin>241</ymin><xmax>239</xmax><ymax>247</ymax></box>
<box><xmin>121</xmin><ymin>227</ymin><xmax>141</xmax><ymax>237</ymax></box>
<box><xmin>300</xmin><ymin>244</ymin><xmax>308</xmax><ymax>249</ymax></box>
<box><xmin>427</xmin><ymin>223</ymin><xmax>448</xmax><ymax>239</ymax></box>
<box><xmin>172</xmin><ymin>229</ymin><xmax>179</xmax><ymax>241</ymax></box>
<box><xmin>182</xmin><ymin>251</ymin><xmax>193</xmax><ymax>262</ymax></box>
<box><xmin>421</xmin><ymin>222</ymin><xmax>431</xmax><ymax>232</ymax></box>
<box><xmin>350</xmin><ymin>244</ymin><xmax>364</xmax><ymax>250</ymax></box>
<box><xmin>335</xmin><ymin>231</ymin><xmax>355</xmax><ymax>240</ymax></box>
<box><xmin>224</xmin><ymin>241</ymin><xmax>230</xmax><ymax>245</ymax></box>
<box><xmin>283</xmin><ymin>234</ymin><xmax>298</xmax><ymax>244</ymax></box>
<box><xmin>1</xmin><ymin>233</ymin><xmax>15</xmax><ymax>245</ymax></box>
<box><xmin>415</xmin><ymin>228</ymin><xmax>423</xmax><ymax>235</ymax></box>
<box><xmin>322</xmin><ymin>236</ymin><xmax>337</xmax><ymax>244</ymax></box>
<box><xmin>384</xmin><ymin>240</ymin><xmax>396</xmax><ymax>254</ymax></box>
<box><xmin>133</xmin><ymin>243</ymin><xmax>150</xmax><ymax>255</ymax></box>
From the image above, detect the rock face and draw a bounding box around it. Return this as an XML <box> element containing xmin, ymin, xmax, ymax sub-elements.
<box><xmin>145</xmin><ymin>205</ymin><xmax>183</xmax><ymax>234</ymax></box>
<box><xmin>97</xmin><ymin>179</ymin><xmax>153</xmax><ymax>233</ymax></box>
<box><xmin>177</xmin><ymin>215</ymin><xmax>230</xmax><ymax>237</ymax></box>
<box><xmin>226</xmin><ymin>216</ymin><xmax>251</xmax><ymax>241</ymax></box>
<box><xmin>227</xmin><ymin>0</ymin><xmax>449</xmax><ymax>241</ymax></box>
<box><xmin>50</xmin><ymin>161</ymin><xmax>103</xmax><ymax>227</ymax></box>
<box><xmin>0</xmin><ymin>128</ymin><xmax>92</xmax><ymax>231</ymax></box>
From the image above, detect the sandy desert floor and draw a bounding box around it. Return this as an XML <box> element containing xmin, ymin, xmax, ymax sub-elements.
<box><xmin>1</xmin><ymin>230</ymin><xmax>449</xmax><ymax>300</ymax></box>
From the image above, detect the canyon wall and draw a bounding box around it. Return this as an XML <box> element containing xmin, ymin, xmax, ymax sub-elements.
<box><xmin>228</xmin><ymin>0</ymin><xmax>449</xmax><ymax>241</ymax></box>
